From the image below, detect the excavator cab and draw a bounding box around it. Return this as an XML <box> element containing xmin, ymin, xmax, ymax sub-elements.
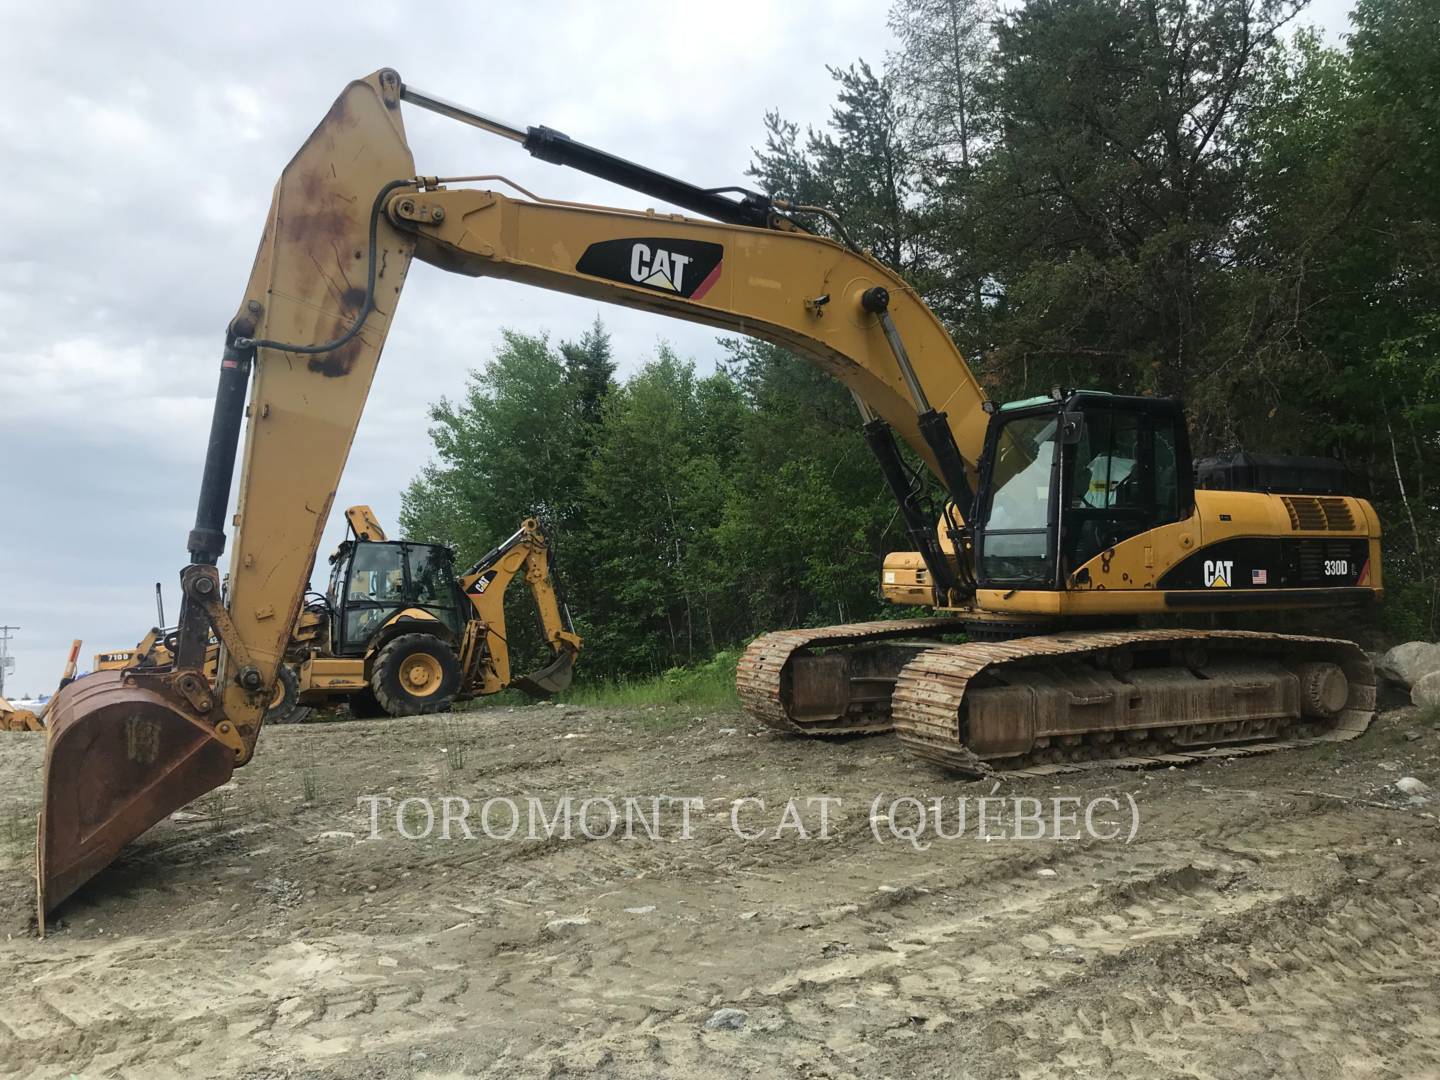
<box><xmin>974</xmin><ymin>392</ymin><xmax>1193</xmax><ymax>588</ymax></box>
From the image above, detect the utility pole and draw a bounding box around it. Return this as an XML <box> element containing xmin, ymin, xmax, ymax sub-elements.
<box><xmin>0</xmin><ymin>625</ymin><xmax>17</xmax><ymax>699</ymax></box>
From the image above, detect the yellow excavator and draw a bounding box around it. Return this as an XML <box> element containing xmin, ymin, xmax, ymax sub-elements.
<box><xmin>287</xmin><ymin>505</ymin><xmax>580</xmax><ymax>716</ymax></box>
<box><xmin>36</xmin><ymin>70</ymin><xmax>1381</xmax><ymax>923</ymax></box>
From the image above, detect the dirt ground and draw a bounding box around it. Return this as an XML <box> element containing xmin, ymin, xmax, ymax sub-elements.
<box><xmin>1</xmin><ymin>693</ymin><xmax>1438</xmax><ymax>1080</ymax></box>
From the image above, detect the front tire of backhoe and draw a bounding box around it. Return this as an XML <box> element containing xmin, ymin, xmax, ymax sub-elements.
<box><xmin>371</xmin><ymin>634</ymin><xmax>462</xmax><ymax>717</ymax></box>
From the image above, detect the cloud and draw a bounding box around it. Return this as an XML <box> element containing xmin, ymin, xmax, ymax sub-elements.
<box><xmin>0</xmin><ymin>0</ymin><xmax>894</xmax><ymax>690</ymax></box>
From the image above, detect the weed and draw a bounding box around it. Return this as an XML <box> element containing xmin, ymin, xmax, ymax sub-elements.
<box><xmin>438</xmin><ymin>716</ymin><xmax>468</xmax><ymax>771</ymax></box>
<box><xmin>300</xmin><ymin>766</ymin><xmax>322</xmax><ymax>805</ymax></box>
<box><xmin>198</xmin><ymin>789</ymin><xmax>229</xmax><ymax>833</ymax></box>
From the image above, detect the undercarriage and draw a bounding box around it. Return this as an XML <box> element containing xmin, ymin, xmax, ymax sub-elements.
<box><xmin>737</xmin><ymin>620</ymin><xmax>1375</xmax><ymax>776</ymax></box>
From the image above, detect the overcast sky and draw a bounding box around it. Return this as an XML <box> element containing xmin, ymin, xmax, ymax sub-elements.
<box><xmin>0</xmin><ymin>0</ymin><xmax>1356</xmax><ymax>695</ymax></box>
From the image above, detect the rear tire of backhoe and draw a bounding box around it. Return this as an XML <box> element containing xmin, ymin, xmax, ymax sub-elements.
<box><xmin>264</xmin><ymin>665</ymin><xmax>312</xmax><ymax>726</ymax></box>
<box><xmin>371</xmin><ymin>633</ymin><xmax>462</xmax><ymax>717</ymax></box>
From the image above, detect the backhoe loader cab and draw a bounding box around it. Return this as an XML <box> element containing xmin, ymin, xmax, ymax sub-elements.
<box><xmin>325</xmin><ymin>539</ymin><xmax>468</xmax><ymax>656</ymax></box>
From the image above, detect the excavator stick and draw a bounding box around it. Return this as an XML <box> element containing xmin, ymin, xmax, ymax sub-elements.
<box><xmin>35</xmin><ymin>70</ymin><xmax>416</xmax><ymax>925</ymax></box>
<box><xmin>37</xmin><ymin>670</ymin><xmax>235</xmax><ymax>929</ymax></box>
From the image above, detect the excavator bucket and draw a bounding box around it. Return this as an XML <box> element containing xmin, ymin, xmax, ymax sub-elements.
<box><xmin>511</xmin><ymin>647</ymin><xmax>578</xmax><ymax>699</ymax></box>
<box><xmin>36</xmin><ymin>670</ymin><xmax>234</xmax><ymax>929</ymax></box>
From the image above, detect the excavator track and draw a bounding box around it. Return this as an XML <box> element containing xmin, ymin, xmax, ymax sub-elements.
<box><xmin>891</xmin><ymin>629</ymin><xmax>1375</xmax><ymax>777</ymax></box>
<box><xmin>738</xmin><ymin>618</ymin><xmax>970</xmax><ymax>735</ymax></box>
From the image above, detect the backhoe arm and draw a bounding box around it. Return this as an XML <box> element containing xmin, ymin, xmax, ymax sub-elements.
<box><xmin>458</xmin><ymin>519</ymin><xmax>581</xmax><ymax>697</ymax></box>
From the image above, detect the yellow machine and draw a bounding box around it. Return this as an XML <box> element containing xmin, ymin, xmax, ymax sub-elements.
<box><xmin>92</xmin><ymin>507</ymin><xmax>578</xmax><ymax>722</ymax></box>
<box><xmin>289</xmin><ymin>506</ymin><xmax>580</xmax><ymax>716</ymax></box>
<box><xmin>36</xmin><ymin>71</ymin><xmax>1382</xmax><ymax>922</ymax></box>
<box><xmin>0</xmin><ymin>640</ymin><xmax>82</xmax><ymax>732</ymax></box>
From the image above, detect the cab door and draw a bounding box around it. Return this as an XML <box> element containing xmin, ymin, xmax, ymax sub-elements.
<box><xmin>1060</xmin><ymin>403</ymin><xmax>1191</xmax><ymax>576</ymax></box>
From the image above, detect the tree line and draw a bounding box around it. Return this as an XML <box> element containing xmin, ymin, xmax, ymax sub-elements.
<box><xmin>401</xmin><ymin>0</ymin><xmax>1439</xmax><ymax>677</ymax></box>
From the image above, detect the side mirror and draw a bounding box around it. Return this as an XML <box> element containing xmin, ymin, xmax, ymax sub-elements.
<box><xmin>1060</xmin><ymin>411</ymin><xmax>1085</xmax><ymax>444</ymax></box>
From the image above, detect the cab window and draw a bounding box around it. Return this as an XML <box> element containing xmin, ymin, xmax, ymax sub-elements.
<box><xmin>341</xmin><ymin>544</ymin><xmax>406</xmax><ymax>647</ymax></box>
<box><xmin>406</xmin><ymin>545</ymin><xmax>467</xmax><ymax>637</ymax></box>
<box><xmin>979</xmin><ymin>414</ymin><xmax>1060</xmax><ymax>584</ymax></box>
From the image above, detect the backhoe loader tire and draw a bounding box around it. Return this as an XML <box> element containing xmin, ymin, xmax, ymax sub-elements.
<box><xmin>264</xmin><ymin>665</ymin><xmax>312</xmax><ymax>725</ymax></box>
<box><xmin>371</xmin><ymin>634</ymin><xmax>462</xmax><ymax>717</ymax></box>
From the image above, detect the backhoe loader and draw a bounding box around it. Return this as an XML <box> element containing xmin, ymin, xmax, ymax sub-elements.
<box><xmin>36</xmin><ymin>70</ymin><xmax>1381</xmax><ymax>924</ymax></box>
<box><xmin>92</xmin><ymin>506</ymin><xmax>579</xmax><ymax>721</ymax></box>
<box><xmin>289</xmin><ymin>506</ymin><xmax>580</xmax><ymax>716</ymax></box>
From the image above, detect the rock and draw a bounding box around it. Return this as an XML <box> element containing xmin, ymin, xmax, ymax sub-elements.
<box><xmin>544</xmin><ymin>916</ymin><xmax>592</xmax><ymax>938</ymax></box>
<box><xmin>1394</xmin><ymin>777</ymin><xmax>1431</xmax><ymax>797</ymax></box>
<box><xmin>705</xmin><ymin>1007</ymin><xmax>748</xmax><ymax>1031</ymax></box>
<box><xmin>1036</xmin><ymin>868</ymin><xmax>1058</xmax><ymax>878</ymax></box>
<box><xmin>624</xmin><ymin>905</ymin><xmax>656</xmax><ymax>915</ymax></box>
<box><xmin>1377</xmin><ymin>642</ymin><xmax>1440</xmax><ymax>689</ymax></box>
<box><xmin>1413</xmin><ymin>670</ymin><xmax>1440</xmax><ymax>709</ymax></box>
<box><xmin>1404</xmin><ymin>731</ymin><xmax>1423</xmax><ymax>742</ymax></box>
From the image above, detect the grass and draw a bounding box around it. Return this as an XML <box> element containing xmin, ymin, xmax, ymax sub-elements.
<box><xmin>300</xmin><ymin>766</ymin><xmax>322</xmax><ymax>805</ymax></box>
<box><xmin>559</xmin><ymin>649</ymin><xmax>742</xmax><ymax>712</ymax></box>
<box><xmin>197</xmin><ymin>789</ymin><xmax>229</xmax><ymax>833</ymax></box>
<box><xmin>438</xmin><ymin>715</ymin><xmax>468</xmax><ymax>772</ymax></box>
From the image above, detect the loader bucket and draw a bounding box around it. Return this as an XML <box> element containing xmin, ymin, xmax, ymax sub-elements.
<box><xmin>36</xmin><ymin>670</ymin><xmax>235</xmax><ymax>929</ymax></box>
<box><xmin>511</xmin><ymin>647</ymin><xmax>578</xmax><ymax>699</ymax></box>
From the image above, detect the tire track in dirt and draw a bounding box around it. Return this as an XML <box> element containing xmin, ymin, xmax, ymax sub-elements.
<box><xmin>956</xmin><ymin>861</ymin><xmax>1440</xmax><ymax>1079</ymax></box>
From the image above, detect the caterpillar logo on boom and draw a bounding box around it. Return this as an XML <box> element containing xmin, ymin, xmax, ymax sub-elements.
<box><xmin>576</xmin><ymin>238</ymin><xmax>724</xmax><ymax>300</ymax></box>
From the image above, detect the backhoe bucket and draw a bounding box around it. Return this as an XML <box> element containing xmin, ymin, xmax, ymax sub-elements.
<box><xmin>511</xmin><ymin>648</ymin><xmax>578</xmax><ymax>699</ymax></box>
<box><xmin>36</xmin><ymin>670</ymin><xmax>235</xmax><ymax>928</ymax></box>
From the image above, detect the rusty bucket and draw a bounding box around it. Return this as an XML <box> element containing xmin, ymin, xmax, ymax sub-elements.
<box><xmin>36</xmin><ymin>669</ymin><xmax>235</xmax><ymax>930</ymax></box>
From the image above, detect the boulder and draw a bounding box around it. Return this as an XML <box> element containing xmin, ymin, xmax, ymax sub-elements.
<box><xmin>1413</xmin><ymin>670</ymin><xmax>1440</xmax><ymax>709</ymax></box>
<box><xmin>705</xmin><ymin>1008</ymin><xmax>749</xmax><ymax>1031</ymax></box>
<box><xmin>1377</xmin><ymin>642</ymin><xmax>1440</xmax><ymax>689</ymax></box>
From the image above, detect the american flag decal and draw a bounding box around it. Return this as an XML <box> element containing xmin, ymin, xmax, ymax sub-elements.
<box><xmin>1251</xmin><ymin>569</ymin><xmax>1268</xmax><ymax>585</ymax></box>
